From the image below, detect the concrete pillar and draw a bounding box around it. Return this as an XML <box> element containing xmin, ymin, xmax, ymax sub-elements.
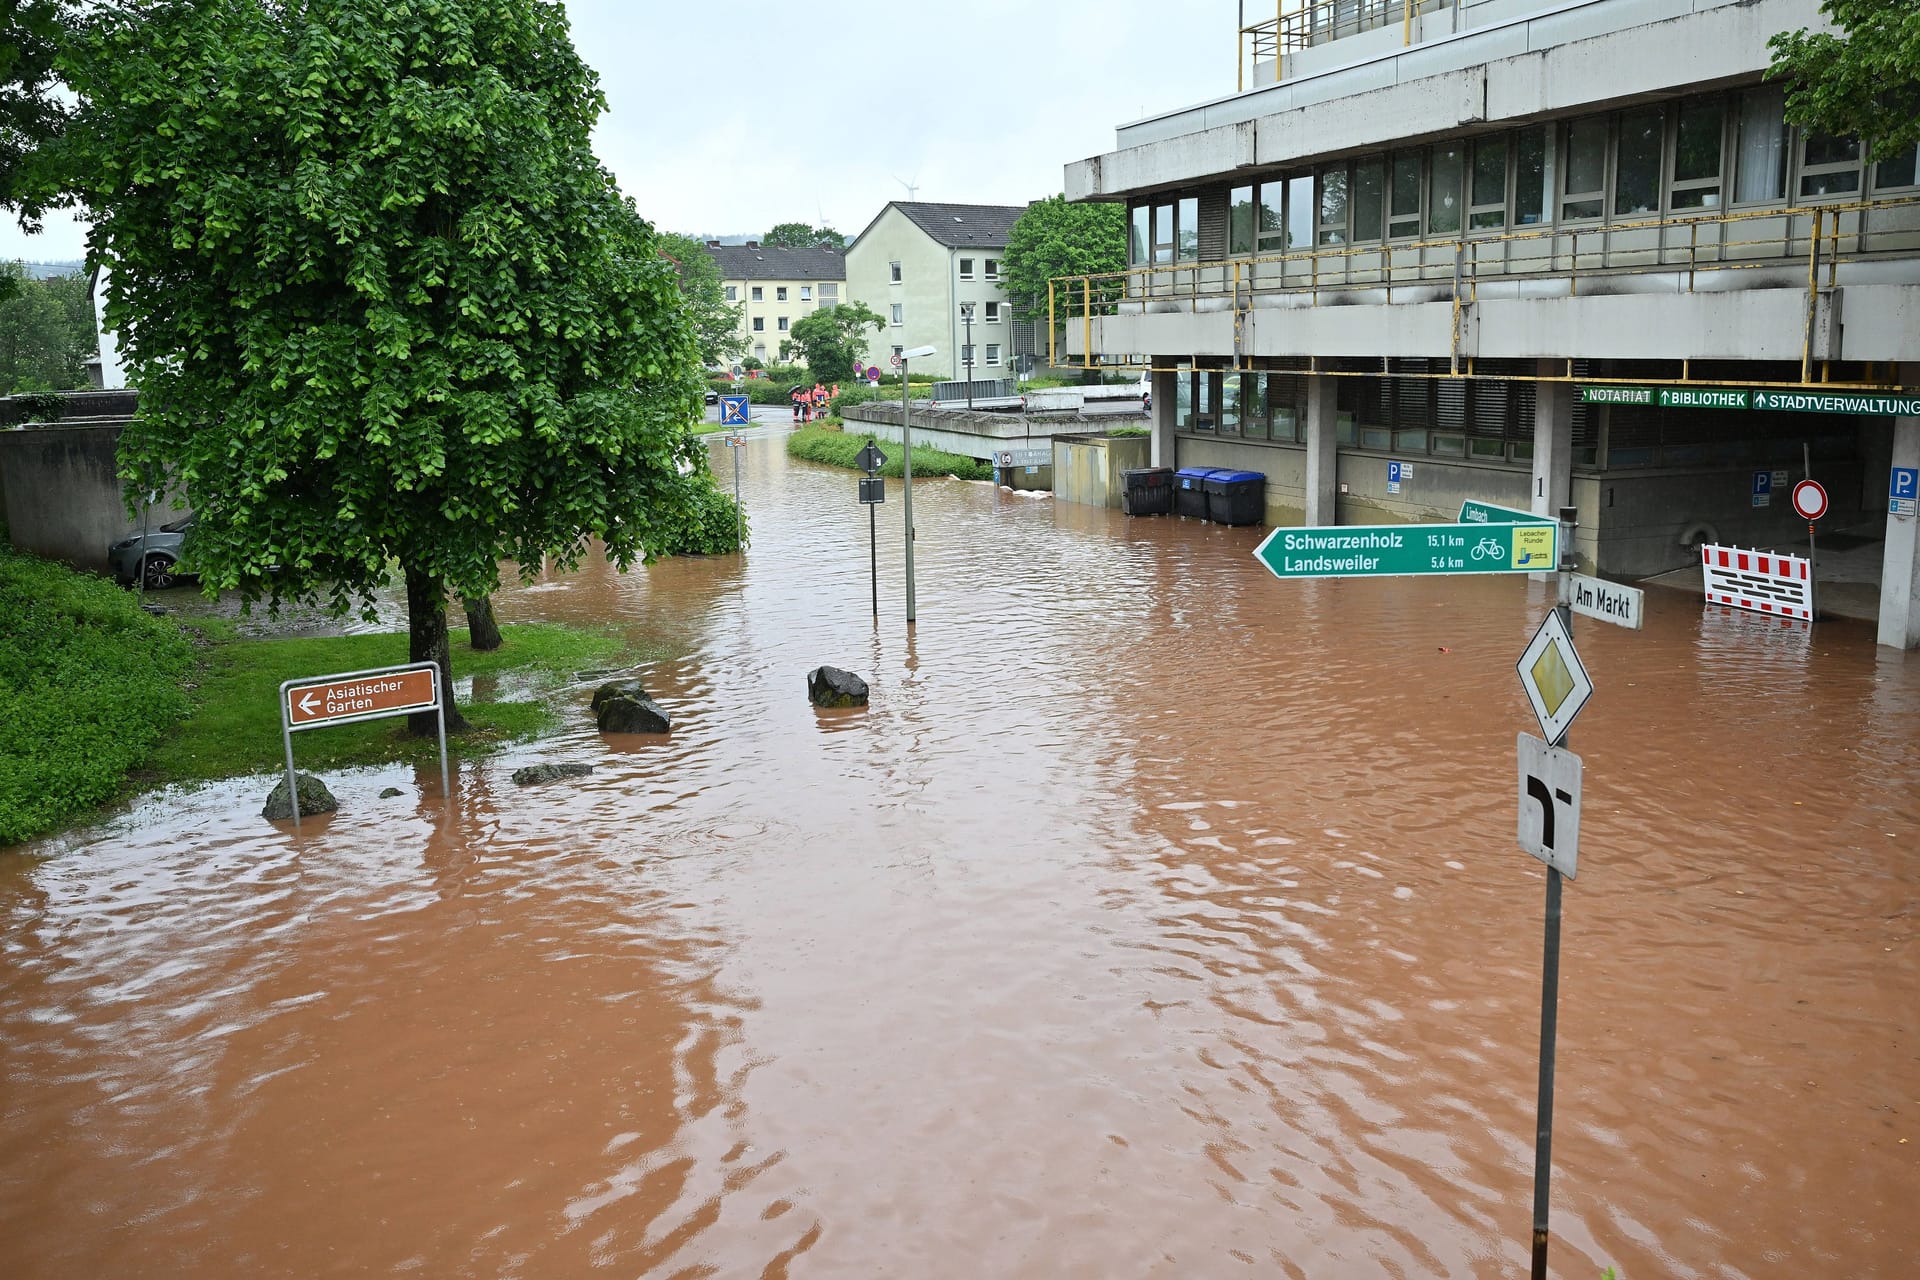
<box><xmin>1149</xmin><ymin>361</ymin><xmax>1178</xmax><ymax>469</ymax></box>
<box><xmin>1531</xmin><ymin>362</ymin><xmax>1573</xmax><ymax>519</ymax></box>
<box><xmin>1877</xmin><ymin>412</ymin><xmax>1920</xmax><ymax>649</ymax></box>
<box><xmin>1304</xmin><ymin>374</ymin><xmax>1338</xmax><ymax>526</ymax></box>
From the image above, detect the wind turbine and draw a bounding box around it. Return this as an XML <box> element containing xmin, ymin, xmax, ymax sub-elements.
<box><xmin>891</xmin><ymin>173</ymin><xmax>920</xmax><ymax>203</ymax></box>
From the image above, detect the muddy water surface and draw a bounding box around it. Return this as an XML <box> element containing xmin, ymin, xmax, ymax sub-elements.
<box><xmin>3</xmin><ymin>429</ymin><xmax>1916</xmax><ymax>1278</ymax></box>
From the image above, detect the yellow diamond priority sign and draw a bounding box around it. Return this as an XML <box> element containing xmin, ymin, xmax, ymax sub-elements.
<box><xmin>1516</xmin><ymin>610</ymin><xmax>1592</xmax><ymax>746</ymax></box>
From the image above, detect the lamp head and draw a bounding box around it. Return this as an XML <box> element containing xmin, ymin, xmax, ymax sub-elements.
<box><xmin>902</xmin><ymin>345</ymin><xmax>936</xmax><ymax>359</ymax></box>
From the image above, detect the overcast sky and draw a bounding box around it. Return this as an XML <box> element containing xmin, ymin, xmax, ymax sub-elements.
<box><xmin>2</xmin><ymin>0</ymin><xmax>1229</xmax><ymax>263</ymax></box>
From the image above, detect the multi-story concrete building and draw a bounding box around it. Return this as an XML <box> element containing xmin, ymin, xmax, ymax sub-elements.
<box><xmin>845</xmin><ymin>202</ymin><xmax>1027</xmax><ymax>380</ymax></box>
<box><xmin>703</xmin><ymin>242</ymin><xmax>846</xmax><ymax>367</ymax></box>
<box><xmin>1060</xmin><ymin>0</ymin><xmax>1920</xmax><ymax>647</ymax></box>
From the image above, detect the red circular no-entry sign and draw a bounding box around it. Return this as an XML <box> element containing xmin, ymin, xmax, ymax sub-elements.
<box><xmin>1791</xmin><ymin>479</ymin><xmax>1829</xmax><ymax>521</ymax></box>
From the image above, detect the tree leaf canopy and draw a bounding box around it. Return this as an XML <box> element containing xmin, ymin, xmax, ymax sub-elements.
<box><xmin>50</xmin><ymin>0</ymin><xmax>726</xmax><ymax>615</ymax></box>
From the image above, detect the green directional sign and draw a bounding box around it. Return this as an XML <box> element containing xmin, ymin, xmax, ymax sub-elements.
<box><xmin>1254</xmin><ymin>522</ymin><xmax>1558</xmax><ymax>580</ymax></box>
<box><xmin>1749</xmin><ymin>388</ymin><xmax>1920</xmax><ymax>416</ymax></box>
<box><xmin>1460</xmin><ymin>499</ymin><xmax>1556</xmax><ymax>525</ymax></box>
<box><xmin>1579</xmin><ymin>385</ymin><xmax>1920</xmax><ymax>416</ymax></box>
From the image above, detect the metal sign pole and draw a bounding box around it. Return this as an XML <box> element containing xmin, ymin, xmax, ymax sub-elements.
<box><xmin>902</xmin><ymin>358</ymin><xmax>917</xmax><ymax>624</ymax></box>
<box><xmin>734</xmin><ymin>439</ymin><xmax>743</xmax><ymax>552</ymax></box>
<box><xmin>282</xmin><ymin>719</ymin><xmax>302</xmax><ymax>831</ymax></box>
<box><xmin>436</xmin><ymin>668</ymin><xmax>450</xmax><ymax>800</ymax></box>
<box><xmin>869</xmin><ymin>496</ymin><xmax>878</xmax><ymax>617</ymax></box>
<box><xmin>1803</xmin><ymin>442</ymin><xmax>1817</xmax><ymax>620</ymax></box>
<box><xmin>1529</xmin><ymin>504</ymin><xmax>1577</xmax><ymax>1280</ymax></box>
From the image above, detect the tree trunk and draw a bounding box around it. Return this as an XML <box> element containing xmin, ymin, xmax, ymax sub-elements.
<box><xmin>406</xmin><ymin>567</ymin><xmax>470</xmax><ymax>735</ymax></box>
<box><xmin>462</xmin><ymin>595</ymin><xmax>503</xmax><ymax>651</ymax></box>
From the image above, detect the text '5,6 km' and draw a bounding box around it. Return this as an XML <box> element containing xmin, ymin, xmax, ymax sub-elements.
<box><xmin>285</xmin><ymin>668</ymin><xmax>438</xmax><ymax>728</ymax></box>
<box><xmin>1254</xmin><ymin>522</ymin><xmax>1558</xmax><ymax>580</ymax></box>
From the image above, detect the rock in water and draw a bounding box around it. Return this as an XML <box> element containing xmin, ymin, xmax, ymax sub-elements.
<box><xmin>263</xmin><ymin>772</ymin><xmax>338</xmax><ymax>821</ymax></box>
<box><xmin>378</xmin><ymin>787</ymin><xmax>404</xmax><ymax>799</ymax></box>
<box><xmin>597</xmin><ymin>695</ymin><xmax>671</xmax><ymax>734</ymax></box>
<box><xmin>807</xmin><ymin>666</ymin><xmax>869</xmax><ymax>708</ymax></box>
<box><xmin>591</xmin><ymin>678</ymin><xmax>649</xmax><ymax>714</ymax></box>
<box><xmin>512</xmin><ymin>763</ymin><xmax>595</xmax><ymax>786</ymax></box>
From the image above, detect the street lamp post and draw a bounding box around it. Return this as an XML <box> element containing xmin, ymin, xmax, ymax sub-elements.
<box><xmin>899</xmin><ymin>344</ymin><xmax>936</xmax><ymax>624</ymax></box>
<box><xmin>960</xmin><ymin>303</ymin><xmax>975</xmax><ymax>410</ymax></box>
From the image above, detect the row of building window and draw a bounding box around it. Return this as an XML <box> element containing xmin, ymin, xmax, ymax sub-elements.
<box><xmin>1175</xmin><ymin>368</ymin><xmax>1562</xmax><ymax>463</ymax></box>
<box><xmin>888</xmin><ymin>259</ymin><xmax>1002</xmax><ymax>283</ymax></box>
<box><xmin>887</xmin><ymin>302</ymin><xmax>1007</xmax><ymax>326</ymax></box>
<box><xmin>1172</xmin><ymin>365</ymin><xmax>1857</xmax><ymax>468</ymax></box>
<box><xmin>726</xmin><ymin>284</ymin><xmax>840</xmax><ymax>304</ymax></box>
<box><xmin>750</xmin><ymin>316</ymin><xmax>791</xmax><ymax>333</ymax></box>
<box><xmin>1128</xmin><ymin>86</ymin><xmax>1920</xmax><ymax>263</ymax></box>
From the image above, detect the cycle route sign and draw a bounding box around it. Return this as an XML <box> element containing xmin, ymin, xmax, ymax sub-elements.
<box><xmin>1254</xmin><ymin>521</ymin><xmax>1558</xmax><ymax>579</ymax></box>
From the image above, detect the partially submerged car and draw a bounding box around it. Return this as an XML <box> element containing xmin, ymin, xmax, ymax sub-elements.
<box><xmin>109</xmin><ymin>515</ymin><xmax>194</xmax><ymax>589</ymax></box>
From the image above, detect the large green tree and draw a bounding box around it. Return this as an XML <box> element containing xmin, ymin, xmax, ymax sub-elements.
<box><xmin>2</xmin><ymin>0</ymin><xmax>74</xmax><ymax>295</ymax></box>
<box><xmin>0</xmin><ymin>263</ymin><xmax>96</xmax><ymax>392</ymax></box>
<box><xmin>657</xmin><ymin>231</ymin><xmax>744</xmax><ymax>368</ymax></box>
<box><xmin>1001</xmin><ymin>196</ymin><xmax>1126</xmax><ymax>328</ymax></box>
<box><xmin>43</xmin><ymin>0</ymin><xmax>737</xmax><ymax>732</ymax></box>
<box><xmin>786</xmin><ymin>300</ymin><xmax>882</xmax><ymax>389</ymax></box>
<box><xmin>1769</xmin><ymin>0</ymin><xmax>1920</xmax><ymax>162</ymax></box>
<box><xmin>764</xmin><ymin>221</ymin><xmax>844</xmax><ymax>250</ymax></box>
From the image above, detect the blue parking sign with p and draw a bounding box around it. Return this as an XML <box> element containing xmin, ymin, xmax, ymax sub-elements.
<box><xmin>720</xmin><ymin>395</ymin><xmax>749</xmax><ymax>426</ymax></box>
<box><xmin>1892</xmin><ymin>466</ymin><xmax>1918</xmax><ymax>515</ymax></box>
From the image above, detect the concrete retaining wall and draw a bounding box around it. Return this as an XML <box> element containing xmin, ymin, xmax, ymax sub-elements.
<box><xmin>844</xmin><ymin>401</ymin><xmax>1133</xmax><ymax>463</ymax></box>
<box><xmin>0</xmin><ymin>423</ymin><xmax>184</xmax><ymax>572</ymax></box>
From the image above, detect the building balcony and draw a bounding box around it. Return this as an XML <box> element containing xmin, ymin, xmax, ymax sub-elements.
<box><xmin>1054</xmin><ymin>196</ymin><xmax>1920</xmax><ymax>374</ymax></box>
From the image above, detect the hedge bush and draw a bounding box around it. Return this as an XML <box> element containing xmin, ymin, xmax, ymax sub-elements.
<box><xmin>785</xmin><ymin>426</ymin><xmax>993</xmax><ymax>481</ymax></box>
<box><xmin>0</xmin><ymin>546</ymin><xmax>193</xmax><ymax>845</ymax></box>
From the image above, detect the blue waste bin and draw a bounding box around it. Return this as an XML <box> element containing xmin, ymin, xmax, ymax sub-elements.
<box><xmin>1203</xmin><ymin>470</ymin><xmax>1266</xmax><ymax>526</ymax></box>
<box><xmin>1174</xmin><ymin>467</ymin><xmax>1218</xmax><ymax>519</ymax></box>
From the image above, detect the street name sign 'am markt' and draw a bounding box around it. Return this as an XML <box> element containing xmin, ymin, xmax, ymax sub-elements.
<box><xmin>1254</xmin><ymin>521</ymin><xmax>1558</xmax><ymax>580</ymax></box>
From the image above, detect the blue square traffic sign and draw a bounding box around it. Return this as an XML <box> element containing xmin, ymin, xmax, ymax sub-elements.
<box><xmin>1893</xmin><ymin>466</ymin><xmax>1918</xmax><ymax>501</ymax></box>
<box><xmin>720</xmin><ymin>395</ymin><xmax>749</xmax><ymax>426</ymax></box>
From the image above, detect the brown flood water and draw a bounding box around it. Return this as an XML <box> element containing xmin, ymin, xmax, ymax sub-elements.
<box><xmin>3</xmin><ymin>429</ymin><xmax>1916</xmax><ymax>1278</ymax></box>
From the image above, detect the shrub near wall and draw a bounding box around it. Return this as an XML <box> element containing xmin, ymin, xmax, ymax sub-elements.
<box><xmin>0</xmin><ymin>546</ymin><xmax>193</xmax><ymax>845</ymax></box>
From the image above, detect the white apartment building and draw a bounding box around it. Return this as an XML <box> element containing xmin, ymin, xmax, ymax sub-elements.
<box><xmin>845</xmin><ymin>202</ymin><xmax>1026</xmax><ymax>381</ymax></box>
<box><xmin>704</xmin><ymin>242</ymin><xmax>846</xmax><ymax>367</ymax></box>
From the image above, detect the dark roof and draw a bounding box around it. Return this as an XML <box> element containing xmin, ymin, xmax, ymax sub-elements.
<box><xmin>703</xmin><ymin>243</ymin><xmax>845</xmax><ymax>282</ymax></box>
<box><xmin>857</xmin><ymin>201</ymin><xmax>1029</xmax><ymax>249</ymax></box>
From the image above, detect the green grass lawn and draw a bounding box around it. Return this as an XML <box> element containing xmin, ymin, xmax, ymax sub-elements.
<box><xmin>141</xmin><ymin>618</ymin><xmax>644</xmax><ymax>788</ymax></box>
<box><xmin>2</xmin><ymin>541</ymin><xmax>666</xmax><ymax>845</ymax></box>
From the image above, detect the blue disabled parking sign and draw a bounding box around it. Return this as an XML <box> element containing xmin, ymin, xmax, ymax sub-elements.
<box><xmin>720</xmin><ymin>395</ymin><xmax>750</xmax><ymax>426</ymax></box>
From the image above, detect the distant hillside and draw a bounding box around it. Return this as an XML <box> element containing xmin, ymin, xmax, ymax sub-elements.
<box><xmin>14</xmin><ymin>260</ymin><xmax>86</xmax><ymax>280</ymax></box>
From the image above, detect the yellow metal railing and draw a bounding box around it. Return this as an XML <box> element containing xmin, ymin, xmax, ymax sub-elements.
<box><xmin>1050</xmin><ymin>194</ymin><xmax>1920</xmax><ymax>389</ymax></box>
<box><xmin>1239</xmin><ymin>0</ymin><xmax>1444</xmax><ymax>89</ymax></box>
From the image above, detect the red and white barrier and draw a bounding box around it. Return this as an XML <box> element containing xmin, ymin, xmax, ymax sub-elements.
<box><xmin>1700</xmin><ymin>544</ymin><xmax>1813</xmax><ymax>621</ymax></box>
